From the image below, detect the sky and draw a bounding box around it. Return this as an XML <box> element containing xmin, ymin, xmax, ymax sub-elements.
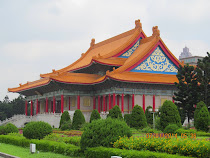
<box><xmin>1</xmin><ymin>0</ymin><xmax>210</xmax><ymax>101</ymax></box>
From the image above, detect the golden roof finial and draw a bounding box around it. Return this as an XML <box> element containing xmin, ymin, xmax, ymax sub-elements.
<box><xmin>90</xmin><ymin>38</ymin><xmax>95</xmax><ymax>47</ymax></box>
<box><xmin>52</xmin><ymin>69</ymin><xmax>56</xmax><ymax>73</ymax></box>
<box><xmin>19</xmin><ymin>83</ymin><xmax>22</xmax><ymax>87</ymax></box>
<box><xmin>135</xmin><ymin>19</ymin><xmax>142</xmax><ymax>29</ymax></box>
<box><xmin>152</xmin><ymin>26</ymin><xmax>160</xmax><ymax>37</ymax></box>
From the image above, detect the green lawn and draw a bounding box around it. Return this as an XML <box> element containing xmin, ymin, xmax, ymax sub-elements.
<box><xmin>0</xmin><ymin>143</ymin><xmax>79</xmax><ymax>158</ymax></box>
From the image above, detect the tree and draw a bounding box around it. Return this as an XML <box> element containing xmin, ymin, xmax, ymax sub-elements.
<box><xmin>130</xmin><ymin>105</ymin><xmax>147</xmax><ymax>129</ymax></box>
<box><xmin>90</xmin><ymin>109</ymin><xmax>101</xmax><ymax>123</ymax></box>
<box><xmin>107</xmin><ymin>105</ymin><xmax>123</xmax><ymax>119</ymax></box>
<box><xmin>194</xmin><ymin>101</ymin><xmax>206</xmax><ymax>129</ymax></box>
<box><xmin>196</xmin><ymin>106</ymin><xmax>210</xmax><ymax>132</ymax></box>
<box><xmin>72</xmin><ymin>109</ymin><xmax>85</xmax><ymax>130</ymax></box>
<box><xmin>160</xmin><ymin>100</ymin><xmax>181</xmax><ymax>130</ymax></box>
<box><xmin>11</xmin><ymin>95</ymin><xmax>25</xmax><ymax>115</ymax></box>
<box><xmin>174</xmin><ymin>64</ymin><xmax>200</xmax><ymax>123</ymax></box>
<box><xmin>145</xmin><ymin>106</ymin><xmax>153</xmax><ymax>125</ymax></box>
<box><xmin>59</xmin><ymin>111</ymin><xmax>71</xmax><ymax>128</ymax></box>
<box><xmin>196</xmin><ymin>52</ymin><xmax>210</xmax><ymax>109</ymax></box>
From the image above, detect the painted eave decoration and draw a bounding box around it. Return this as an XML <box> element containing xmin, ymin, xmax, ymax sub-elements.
<box><xmin>131</xmin><ymin>46</ymin><xmax>178</xmax><ymax>75</ymax></box>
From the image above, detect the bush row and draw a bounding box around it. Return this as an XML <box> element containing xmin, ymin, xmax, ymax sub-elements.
<box><xmin>175</xmin><ymin>128</ymin><xmax>210</xmax><ymax>137</ymax></box>
<box><xmin>0</xmin><ymin>135</ymin><xmax>82</xmax><ymax>157</ymax></box>
<box><xmin>44</xmin><ymin>133</ymin><xmax>81</xmax><ymax>146</ymax></box>
<box><xmin>113</xmin><ymin>136</ymin><xmax>210</xmax><ymax>158</ymax></box>
<box><xmin>84</xmin><ymin>147</ymin><xmax>189</xmax><ymax>158</ymax></box>
<box><xmin>53</xmin><ymin>130</ymin><xmax>83</xmax><ymax>136</ymax></box>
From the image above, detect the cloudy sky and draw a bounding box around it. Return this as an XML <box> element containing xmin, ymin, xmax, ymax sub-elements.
<box><xmin>1</xmin><ymin>0</ymin><xmax>210</xmax><ymax>101</ymax></box>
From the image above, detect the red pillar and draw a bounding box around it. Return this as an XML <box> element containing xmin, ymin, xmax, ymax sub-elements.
<box><xmin>103</xmin><ymin>95</ymin><xmax>105</xmax><ymax>112</ymax></box>
<box><xmin>109</xmin><ymin>94</ymin><xmax>111</xmax><ymax>110</ymax></box>
<box><xmin>143</xmin><ymin>94</ymin><xmax>145</xmax><ymax>113</ymax></box>
<box><xmin>53</xmin><ymin>96</ymin><xmax>56</xmax><ymax>113</ymax></box>
<box><xmin>61</xmin><ymin>95</ymin><xmax>64</xmax><ymax>113</ymax></box>
<box><xmin>46</xmin><ymin>97</ymin><xmax>48</xmax><ymax>113</ymax></box>
<box><xmin>93</xmin><ymin>96</ymin><xmax>96</xmax><ymax>110</ymax></box>
<box><xmin>113</xmin><ymin>93</ymin><xmax>116</xmax><ymax>107</ymax></box>
<box><xmin>132</xmin><ymin>94</ymin><xmax>134</xmax><ymax>109</ymax></box>
<box><xmin>172</xmin><ymin>96</ymin><xmax>175</xmax><ymax>103</ymax></box>
<box><xmin>77</xmin><ymin>95</ymin><xmax>80</xmax><ymax>110</ymax></box>
<box><xmin>30</xmin><ymin>100</ymin><xmax>33</xmax><ymax>116</ymax></box>
<box><xmin>127</xmin><ymin>95</ymin><xmax>129</xmax><ymax>113</ymax></box>
<box><xmin>51</xmin><ymin>101</ymin><xmax>53</xmax><ymax>112</ymax></box>
<box><xmin>105</xmin><ymin>96</ymin><xmax>107</xmax><ymax>111</ymax></box>
<box><xmin>121</xmin><ymin>94</ymin><xmax>124</xmax><ymax>113</ymax></box>
<box><xmin>98</xmin><ymin>96</ymin><xmax>100</xmax><ymax>113</ymax></box>
<box><xmin>25</xmin><ymin>100</ymin><xmax>27</xmax><ymax>116</ymax></box>
<box><xmin>153</xmin><ymin>95</ymin><xmax>155</xmax><ymax>112</ymax></box>
<box><xmin>117</xmin><ymin>95</ymin><xmax>119</xmax><ymax>106</ymax></box>
<box><xmin>36</xmin><ymin>99</ymin><xmax>38</xmax><ymax>115</ymax></box>
<box><xmin>69</xmin><ymin>97</ymin><xmax>71</xmax><ymax>110</ymax></box>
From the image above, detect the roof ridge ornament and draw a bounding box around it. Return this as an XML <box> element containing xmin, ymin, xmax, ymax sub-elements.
<box><xmin>152</xmin><ymin>26</ymin><xmax>160</xmax><ymax>38</ymax></box>
<box><xmin>135</xmin><ymin>19</ymin><xmax>142</xmax><ymax>29</ymax></box>
<box><xmin>90</xmin><ymin>38</ymin><xmax>95</xmax><ymax>47</ymax></box>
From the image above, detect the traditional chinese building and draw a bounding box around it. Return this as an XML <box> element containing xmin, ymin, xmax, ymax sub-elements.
<box><xmin>8</xmin><ymin>20</ymin><xmax>182</xmax><ymax>122</ymax></box>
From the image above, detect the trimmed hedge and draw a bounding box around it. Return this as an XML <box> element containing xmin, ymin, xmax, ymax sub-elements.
<box><xmin>145</xmin><ymin>106</ymin><xmax>153</xmax><ymax>125</ymax></box>
<box><xmin>130</xmin><ymin>105</ymin><xmax>147</xmax><ymax>129</ymax></box>
<box><xmin>89</xmin><ymin>109</ymin><xmax>101</xmax><ymax>123</ymax></box>
<box><xmin>113</xmin><ymin>136</ymin><xmax>210</xmax><ymax>158</ymax></box>
<box><xmin>59</xmin><ymin>111</ymin><xmax>71</xmax><ymax>129</ymax></box>
<box><xmin>84</xmin><ymin>147</ymin><xmax>189</xmax><ymax>158</ymax></box>
<box><xmin>164</xmin><ymin>124</ymin><xmax>179</xmax><ymax>134</ymax></box>
<box><xmin>124</xmin><ymin>114</ymin><xmax>131</xmax><ymax>126</ymax></box>
<box><xmin>194</xmin><ymin>101</ymin><xmax>206</xmax><ymax>129</ymax></box>
<box><xmin>0</xmin><ymin>135</ymin><xmax>81</xmax><ymax>157</ymax></box>
<box><xmin>23</xmin><ymin>121</ymin><xmax>52</xmax><ymax>139</ymax></box>
<box><xmin>107</xmin><ymin>105</ymin><xmax>123</xmax><ymax>119</ymax></box>
<box><xmin>160</xmin><ymin>100</ymin><xmax>181</xmax><ymax>130</ymax></box>
<box><xmin>80</xmin><ymin>117</ymin><xmax>132</xmax><ymax>150</ymax></box>
<box><xmin>4</xmin><ymin>123</ymin><xmax>19</xmax><ymax>134</ymax></box>
<box><xmin>196</xmin><ymin>106</ymin><xmax>210</xmax><ymax>132</ymax></box>
<box><xmin>72</xmin><ymin>110</ymin><xmax>85</xmax><ymax>130</ymax></box>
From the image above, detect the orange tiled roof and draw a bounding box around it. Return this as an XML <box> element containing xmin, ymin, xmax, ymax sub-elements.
<box><xmin>8</xmin><ymin>77</ymin><xmax>50</xmax><ymax>92</ymax></box>
<box><xmin>50</xmin><ymin>72</ymin><xmax>106</xmax><ymax>84</ymax></box>
<box><xmin>107</xmin><ymin>71</ymin><xmax>178</xmax><ymax>84</ymax></box>
<box><xmin>93</xmin><ymin>57</ymin><xmax>127</xmax><ymax>66</ymax></box>
<box><xmin>40</xmin><ymin>20</ymin><xmax>145</xmax><ymax>78</ymax></box>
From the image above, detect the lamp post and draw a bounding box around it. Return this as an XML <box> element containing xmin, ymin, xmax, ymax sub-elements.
<box><xmin>149</xmin><ymin>108</ymin><xmax>159</xmax><ymax>129</ymax></box>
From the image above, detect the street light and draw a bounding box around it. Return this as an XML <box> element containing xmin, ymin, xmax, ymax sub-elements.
<box><xmin>149</xmin><ymin>108</ymin><xmax>159</xmax><ymax>129</ymax></box>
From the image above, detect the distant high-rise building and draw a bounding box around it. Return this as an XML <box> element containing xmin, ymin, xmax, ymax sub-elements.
<box><xmin>179</xmin><ymin>46</ymin><xmax>192</xmax><ymax>60</ymax></box>
<box><xmin>179</xmin><ymin>47</ymin><xmax>203</xmax><ymax>65</ymax></box>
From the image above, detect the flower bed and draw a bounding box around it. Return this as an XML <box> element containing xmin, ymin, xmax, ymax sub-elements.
<box><xmin>113</xmin><ymin>136</ymin><xmax>210</xmax><ymax>158</ymax></box>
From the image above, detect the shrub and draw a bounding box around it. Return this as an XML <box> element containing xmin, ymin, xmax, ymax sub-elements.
<box><xmin>89</xmin><ymin>109</ymin><xmax>101</xmax><ymax>123</ymax></box>
<box><xmin>113</xmin><ymin>136</ymin><xmax>210</xmax><ymax>158</ymax></box>
<box><xmin>145</xmin><ymin>106</ymin><xmax>153</xmax><ymax>125</ymax></box>
<box><xmin>160</xmin><ymin>100</ymin><xmax>181</xmax><ymax>130</ymax></box>
<box><xmin>175</xmin><ymin>128</ymin><xmax>196</xmax><ymax>136</ymax></box>
<box><xmin>130</xmin><ymin>105</ymin><xmax>147</xmax><ymax>129</ymax></box>
<box><xmin>60</xmin><ymin>120</ymin><xmax>71</xmax><ymax>131</ymax></box>
<box><xmin>164</xmin><ymin>124</ymin><xmax>179</xmax><ymax>134</ymax></box>
<box><xmin>53</xmin><ymin>130</ymin><xmax>83</xmax><ymax>136</ymax></box>
<box><xmin>80</xmin><ymin>117</ymin><xmax>132</xmax><ymax>151</ymax></box>
<box><xmin>85</xmin><ymin>147</ymin><xmax>188</xmax><ymax>158</ymax></box>
<box><xmin>72</xmin><ymin>110</ymin><xmax>85</xmax><ymax>130</ymax></box>
<box><xmin>59</xmin><ymin>111</ymin><xmax>71</xmax><ymax>128</ymax></box>
<box><xmin>0</xmin><ymin>135</ymin><xmax>82</xmax><ymax>157</ymax></box>
<box><xmin>23</xmin><ymin>121</ymin><xmax>52</xmax><ymax>139</ymax></box>
<box><xmin>107</xmin><ymin>105</ymin><xmax>123</xmax><ymax>119</ymax></box>
<box><xmin>155</xmin><ymin>116</ymin><xmax>161</xmax><ymax>131</ymax></box>
<box><xmin>0</xmin><ymin>125</ymin><xmax>5</xmax><ymax>135</ymax></box>
<box><xmin>124</xmin><ymin>114</ymin><xmax>131</xmax><ymax>126</ymax></box>
<box><xmin>4</xmin><ymin>123</ymin><xmax>19</xmax><ymax>134</ymax></box>
<box><xmin>194</xmin><ymin>101</ymin><xmax>206</xmax><ymax>128</ymax></box>
<box><xmin>196</xmin><ymin>106</ymin><xmax>210</xmax><ymax>132</ymax></box>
